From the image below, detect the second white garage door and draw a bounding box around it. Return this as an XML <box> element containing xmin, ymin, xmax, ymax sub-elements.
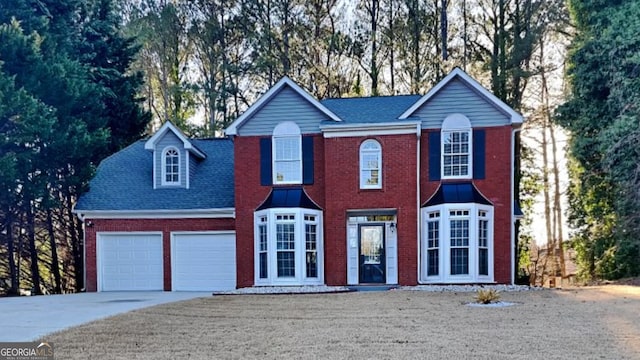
<box><xmin>171</xmin><ymin>232</ymin><xmax>236</xmax><ymax>291</ymax></box>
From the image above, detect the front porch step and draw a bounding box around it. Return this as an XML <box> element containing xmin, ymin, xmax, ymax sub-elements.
<box><xmin>348</xmin><ymin>285</ymin><xmax>398</xmax><ymax>292</ymax></box>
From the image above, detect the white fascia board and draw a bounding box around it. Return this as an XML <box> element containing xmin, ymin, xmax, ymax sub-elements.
<box><xmin>321</xmin><ymin>121</ymin><xmax>421</xmax><ymax>138</ymax></box>
<box><xmin>144</xmin><ymin>121</ymin><xmax>206</xmax><ymax>159</ymax></box>
<box><xmin>74</xmin><ymin>208</ymin><xmax>236</xmax><ymax>220</ymax></box>
<box><xmin>225</xmin><ymin>76</ymin><xmax>342</xmax><ymax>136</ymax></box>
<box><xmin>399</xmin><ymin>68</ymin><xmax>524</xmax><ymax>125</ymax></box>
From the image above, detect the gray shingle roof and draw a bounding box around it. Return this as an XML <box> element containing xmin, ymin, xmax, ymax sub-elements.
<box><xmin>320</xmin><ymin>95</ymin><xmax>422</xmax><ymax>123</ymax></box>
<box><xmin>75</xmin><ymin>139</ymin><xmax>234</xmax><ymax>211</ymax></box>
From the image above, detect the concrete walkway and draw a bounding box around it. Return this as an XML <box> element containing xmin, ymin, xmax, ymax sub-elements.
<box><xmin>0</xmin><ymin>291</ymin><xmax>210</xmax><ymax>341</ymax></box>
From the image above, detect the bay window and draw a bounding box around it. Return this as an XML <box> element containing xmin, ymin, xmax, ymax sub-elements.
<box><xmin>254</xmin><ymin>208</ymin><xmax>323</xmax><ymax>285</ymax></box>
<box><xmin>421</xmin><ymin>204</ymin><xmax>493</xmax><ymax>283</ymax></box>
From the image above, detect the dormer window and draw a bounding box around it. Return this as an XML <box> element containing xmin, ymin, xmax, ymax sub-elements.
<box><xmin>163</xmin><ymin>147</ymin><xmax>180</xmax><ymax>185</ymax></box>
<box><xmin>441</xmin><ymin>114</ymin><xmax>472</xmax><ymax>179</ymax></box>
<box><xmin>272</xmin><ymin>122</ymin><xmax>302</xmax><ymax>184</ymax></box>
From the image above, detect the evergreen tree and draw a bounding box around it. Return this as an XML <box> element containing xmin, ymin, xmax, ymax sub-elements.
<box><xmin>0</xmin><ymin>0</ymin><xmax>150</xmax><ymax>293</ymax></box>
<box><xmin>557</xmin><ymin>0</ymin><xmax>640</xmax><ymax>279</ymax></box>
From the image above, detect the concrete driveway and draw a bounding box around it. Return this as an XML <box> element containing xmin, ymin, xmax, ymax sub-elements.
<box><xmin>0</xmin><ymin>291</ymin><xmax>210</xmax><ymax>341</ymax></box>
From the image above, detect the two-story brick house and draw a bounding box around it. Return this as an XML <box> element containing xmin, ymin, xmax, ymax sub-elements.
<box><xmin>75</xmin><ymin>68</ymin><xmax>522</xmax><ymax>291</ymax></box>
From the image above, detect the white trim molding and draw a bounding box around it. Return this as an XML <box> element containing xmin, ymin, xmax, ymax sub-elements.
<box><xmin>321</xmin><ymin>121</ymin><xmax>421</xmax><ymax>138</ymax></box>
<box><xmin>75</xmin><ymin>208</ymin><xmax>236</xmax><ymax>220</ymax></box>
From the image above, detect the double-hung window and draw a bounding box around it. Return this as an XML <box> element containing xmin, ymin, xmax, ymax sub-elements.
<box><xmin>426</xmin><ymin>211</ymin><xmax>440</xmax><ymax>277</ymax></box>
<box><xmin>276</xmin><ymin>215</ymin><xmax>296</xmax><ymax>277</ymax></box>
<box><xmin>449</xmin><ymin>210</ymin><xmax>470</xmax><ymax>275</ymax></box>
<box><xmin>305</xmin><ymin>215</ymin><xmax>318</xmax><ymax>278</ymax></box>
<box><xmin>441</xmin><ymin>114</ymin><xmax>472</xmax><ymax>179</ymax></box>
<box><xmin>273</xmin><ymin>122</ymin><xmax>302</xmax><ymax>184</ymax></box>
<box><xmin>360</xmin><ymin>139</ymin><xmax>382</xmax><ymax>189</ymax></box>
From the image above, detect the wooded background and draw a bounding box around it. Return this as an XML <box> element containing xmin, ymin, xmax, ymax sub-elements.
<box><xmin>0</xmin><ymin>0</ymin><xmax>638</xmax><ymax>294</ymax></box>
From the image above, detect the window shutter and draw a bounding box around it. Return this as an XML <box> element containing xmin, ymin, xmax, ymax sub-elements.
<box><xmin>260</xmin><ymin>138</ymin><xmax>272</xmax><ymax>186</ymax></box>
<box><xmin>302</xmin><ymin>136</ymin><xmax>314</xmax><ymax>185</ymax></box>
<box><xmin>473</xmin><ymin>129</ymin><xmax>486</xmax><ymax>180</ymax></box>
<box><xmin>428</xmin><ymin>132</ymin><xmax>441</xmax><ymax>181</ymax></box>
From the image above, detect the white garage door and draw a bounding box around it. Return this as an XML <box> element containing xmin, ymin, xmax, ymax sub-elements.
<box><xmin>171</xmin><ymin>232</ymin><xmax>236</xmax><ymax>291</ymax></box>
<box><xmin>98</xmin><ymin>233</ymin><xmax>163</xmax><ymax>291</ymax></box>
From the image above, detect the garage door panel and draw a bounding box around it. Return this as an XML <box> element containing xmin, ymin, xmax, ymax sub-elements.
<box><xmin>98</xmin><ymin>234</ymin><xmax>163</xmax><ymax>291</ymax></box>
<box><xmin>172</xmin><ymin>233</ymin><xmax>236</xmax><ymax>291</ymax></box>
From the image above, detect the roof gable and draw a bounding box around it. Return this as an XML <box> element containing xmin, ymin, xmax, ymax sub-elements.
<box><xmin>399</xmin><ymin>68</ymin><xmax>523</xmax><ymax>125</ymax></box>
<box><xmin>225</xmin><ymin>77</ymin><xmax>341</xmax><ymax>136</ymax></box>
<box><xmin>144</xmin><ymin>121</ymin><xmax>205</xmax><ymax>158</ymax></box>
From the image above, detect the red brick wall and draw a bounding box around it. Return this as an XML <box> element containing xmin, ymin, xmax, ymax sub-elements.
<box><xmin>420</xmin><ymin>126</ymin><xmax>514</xmax><ymax>284</ymax></box>
<box><xmin>234</xmin><ymin>126</ymin><xmax>513</xmax><ymax>287</ymax></box>
<box><xmin>233</xmin><ymin>134</ymin><xmax>326</xmax><ymax>288</ymax></box>
<box><xmin>84</xmin><ymin>218</ymin><xmax>235</xmax><ymax>291</ymax></box>
<box><xmin>323</xmin><ymin>134</ymin><xmax>419</xmax><ymax>285</ymax></box>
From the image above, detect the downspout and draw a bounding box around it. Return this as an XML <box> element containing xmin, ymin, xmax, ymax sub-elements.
<box><xmin>416</xmin><ymin>123</ymin><xmax>422</xmax><ymax>284</ymax></box>
<box><xmin>511</xmin><ymin>126</ymin><xmax>522</xmax><ymax>285</ymax></box>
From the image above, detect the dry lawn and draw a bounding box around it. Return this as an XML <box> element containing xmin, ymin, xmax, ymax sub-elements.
<box><xmin>43</xmin><ymin>286</ymin><xmax>640</xmax><ymax>359</ymax></box>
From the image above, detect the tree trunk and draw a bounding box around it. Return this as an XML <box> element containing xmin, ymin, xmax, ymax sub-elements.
<box><xmin>440</xmin><ymin>0</ymin><xmax>447</xmax><ymax>60</ymax></box>
<box><xmin>388</xmin><ymin>0</ymin><xmax>395</xmax><ymax>93</ymax></box>
<box><xmin>26</xmin><ymin>204</ymin><xmax>42</xmax><ymax>295</ymax></box>
<box><xmin>370</xmin><ymin>0</ymin><xmax>380</xmax><ymax>96</ymax></box>
<box><xmin>66</xmin><ymin>191</ymin><xmax>83</xmax><ymax>292</ymax></box>
<box><xmin>5</xmin><ymin>214</ymin><xmax>19</xmax><ymax>296</ymax></box>
<box><xmin>462</xmin><ymin>0</ymin><xmax>467</xmax><ymax>71</ymax></box>
<box><xmin>46</xmin><ymin>208</ymin><xmax>62</xmax><ymax>294</ymax></box>
<box><xmin>540</xmin><ymin>40</ymin><xmax>560</xmax><ymax>277</ymax></box>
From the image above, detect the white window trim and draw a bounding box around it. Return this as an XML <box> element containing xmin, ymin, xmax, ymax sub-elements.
<box><xmin>272</xmin><ymin>122</ymin><xmax>302</xmax><ymax>185</ymax></box>
<box><xmin>441</xmin><ymin>114</ymin><xmax>472</xmax><ymax>180</ymax></box>
<box><xmin>359</xmin><ymin>139</ymin><xmax>382</xmax><ymax>189</ymax></box>
<box><xmin>161</xmin><ymin>146</ymin><xmax>181</xmax><ymax>186</ymax></box>
<box><xmin>421</xmin><ymin>203</ymin><xmax>494</xmax><ymax>283</ymax></box>
<box><xmin>254</xmin><ymin>208</ymin><xmax>324</xmax><ymax>286</ymax></box>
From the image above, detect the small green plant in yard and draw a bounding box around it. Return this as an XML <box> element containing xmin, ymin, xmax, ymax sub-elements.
<box><xmin>474</xmin><ymin>289</ymin><xmax>501</xmax><ymax>304</ymax></box>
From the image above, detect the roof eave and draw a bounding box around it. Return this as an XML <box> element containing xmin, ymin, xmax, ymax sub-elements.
<box><xmin>73</xmin><ymin>208</ymin><xmax>236</xmax><ymax>220</ymax></box>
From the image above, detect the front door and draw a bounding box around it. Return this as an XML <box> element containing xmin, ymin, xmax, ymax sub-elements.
<box><xmin>359</xmin><ymin>224</ymin><xmax>385</xmax><ymax>283</ymax></box>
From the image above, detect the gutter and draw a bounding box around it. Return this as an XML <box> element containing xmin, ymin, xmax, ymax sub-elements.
<box><xmin>416</xmin><ymin>123</ymin><xmax>423</xmax><ymax>284</ymax></box>
<box><xmin>73</xmin><ymin>208</ymin><xmax>236</xmax><ymax>220</ymax></box>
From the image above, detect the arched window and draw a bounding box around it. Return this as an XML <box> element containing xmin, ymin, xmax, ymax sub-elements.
<box><xmin>272</xmin><ymin>122</ymin><xmax>302</xmax><ymax>184</ymax></box>
<box><xmin>162</xmin><ymin>147</ymin><xmax>180</xmax><ymax>185</ymax></box>
<box><xmin>360</xmin><ymin>139</ymin><xmax>382</xmax><ymax>189</ymax></box>
<box><xmin>441</xmin><ymin>114</ymin><xmax>472</xmax><ymax>179</ymax></box>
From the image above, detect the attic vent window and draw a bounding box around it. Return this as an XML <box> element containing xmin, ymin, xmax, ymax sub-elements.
<box><xmin>163</xmin><ymin>147</ymin><xmax>180</xmax><ymax>185</ymax></box>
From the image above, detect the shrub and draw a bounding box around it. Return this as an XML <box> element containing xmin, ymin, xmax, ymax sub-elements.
<box><xmin>474</xmin><ymin>289</ymin><xmax>501</xmax><ymax>304</ymax></box>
